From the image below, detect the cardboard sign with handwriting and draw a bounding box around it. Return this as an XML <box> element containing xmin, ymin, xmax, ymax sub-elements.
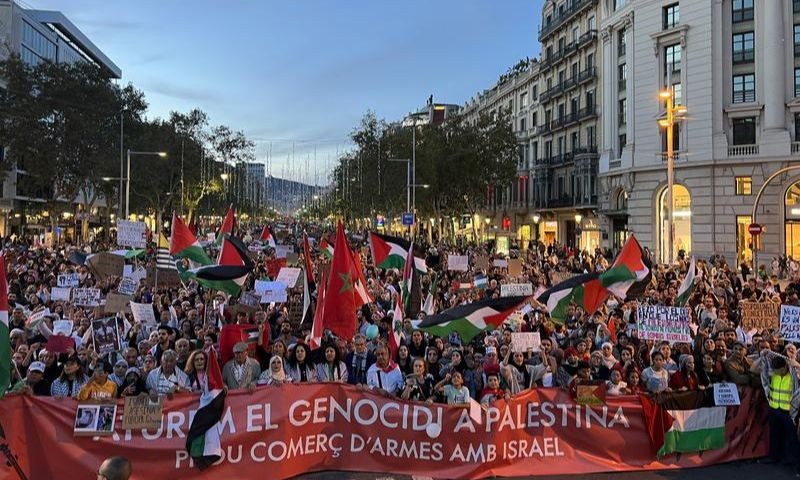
<box><xmin>508</xmin><ymin>259</ymin><xmax>523</xmax><ymax>277</ymax></box>
<box><xmin>88</xmin><ymin>252</ymin><xmax>124</xmax><ymax>280</ymax></box>
<box><xmin>122</xmin><ymin>394</ymin><xmax>164</xmax><ymax>430</ymax></box>
<box><xmin>105</xmin><ymin>293</ymin><xmax>133</xmax><ymax>314</ymax></box>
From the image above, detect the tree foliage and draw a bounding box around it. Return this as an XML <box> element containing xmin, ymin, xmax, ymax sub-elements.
<box><xmin>330</xmin><ymin>110</ymin><xmax>518</xmax><ymax>231</ymax></box>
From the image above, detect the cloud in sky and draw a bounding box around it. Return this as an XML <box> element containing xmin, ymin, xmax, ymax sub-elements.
<box><xmin>26</xmin><ymin>0</ymin><xmax>541</xmax><ymax>185</ymax></box>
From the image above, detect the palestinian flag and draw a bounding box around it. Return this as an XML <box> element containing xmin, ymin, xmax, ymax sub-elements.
<box><xmin>171</xmin><ymin>213</ymin><xmax>240</xmax><ymax>295</ymax></box>
<box><xmin>171</xmin><ymin>213</ymin><xmax>213</xmax><ymax>266</ymax></box>
<box><xmin>640</xmin><ymin>394</ymin><xmax>725</xmax><ymax>457</ymax></box>
<box><xmin>675</xmin><ymin>257</ymin><xmax>696</xmax><ymax>307</ymax></box>
<box><xmin>538</xmin><ymin>235</ymin><xmax>651</xmax><ymax>322</ymax></box>
<box><xmin>186</xmin><ymin>347</ymin><xmax>226</xmax><ymax>470</ymax></box>
<box><xmin>604</xmin><ymin>235</ymin><xmax>652</xmax><ymax>300</ymax></box>
<box><xmin>0</xmin><ymin>255</ymin><xmax>10</xmax><ymax>397</ymax></box>
<box><xmin>190</xmin><ymin>236</ymin><xmax>254</xmax><ymax>289</ymax></box>
<box><xmin>369</xmin><ymin>232</ymin><xmax>427</xmax><ymax>272</ymax></box>
<box><xmin>215</xmin><ymin>205</ymin><xmax>235</xmax><ymax>245</ymax></box>
<box><xmin>260</xmin><ymin>225</ymin><xmax>277</xmax><ymax>249</ymax></box>
<box><xmin>320</xmin><ymin>237</ymin><xmax>334</xmax><ymax>260</ymax></box>
<box><xmin>418</xmin><ymin>296</ymin><xmax>528</xmax><ymax>343</ymax></box>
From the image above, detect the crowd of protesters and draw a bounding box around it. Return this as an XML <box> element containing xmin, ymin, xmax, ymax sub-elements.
<box><xmin>2</xmin><ymin>225</ymin><xmax>800</xmax><ymax>471</ymax></box>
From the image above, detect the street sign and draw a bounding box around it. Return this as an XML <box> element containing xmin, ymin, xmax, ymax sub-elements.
<box><xmin>402</xmin><ymin>213</ymin><xmax>414</xmax><ymax>226</ymax></box>
<box><xmin>748</xmin><ymin>223</ymin><xmax>762</xmax><ymax>236</ymax></box>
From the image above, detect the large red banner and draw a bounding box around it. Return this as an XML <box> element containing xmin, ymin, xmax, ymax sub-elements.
<box><xmin>0</xmin><ymin>385</ymin><xmax>767</xmax><ymax>479</ymax></box>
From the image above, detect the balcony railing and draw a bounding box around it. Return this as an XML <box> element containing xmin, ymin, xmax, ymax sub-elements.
<box><xmin>573</xmin><ymin>145</ymin><xmax>598</xmax><ymax>156</ymax></box>
<box><xmin>540</xmin><ymin>67</ymin><xmax>596</xmax><ymax>104</ymax></box>
<box><xmin>618</xmin><ymin>79</ymin><xmax>627</xmax><ymax>91</ymax></box>
<box><xmin>538</xmin><ymin>0</ymin><xmax>597</xmax><ymax>41</ymax></box>
<box><xmin>540</xmin><ymin>30</ymin><xmax>597</xmax><ymax>71</ymax></box>
<box><xmin>577</xmin><ymin>105</ymin><xmax>598</xmax><ymax>120</ymax></box>
<box><xmin>792</xmin><ymin>142</ymin><xmax>800</xmax><ymax>154</ymax></box>
<box><xmin>728</xmin><ymin>144</ymin><xmax>759</xmax><ymax>157</ymax></box>
<box><xmin>658</xmin><ymin>151</ymin><xmax>688</xmax><ymax>162</ymax></box>
<box><xmin>618</xmin><ymin>43</ymin><xmax>626</xmax><ymax>57</ymax></box>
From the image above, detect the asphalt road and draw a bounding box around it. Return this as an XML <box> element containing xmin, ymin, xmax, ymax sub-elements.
<box><xmin>294</xmin><ymin>461</ymin><xmax>798</xmax><ymax>480</ymax></box>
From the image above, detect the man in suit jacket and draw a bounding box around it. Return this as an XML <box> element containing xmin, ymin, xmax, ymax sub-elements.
<box><xmin>222</xmin><ymin>342</ymin><xmax>261</xmax><ymax>390</ymax></box>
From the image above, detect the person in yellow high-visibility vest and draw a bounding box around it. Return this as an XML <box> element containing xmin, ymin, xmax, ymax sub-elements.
<box><xmin>758</xmin><ymin>352</ymin><xmax>800</xmax><ymax>470</ymax></box>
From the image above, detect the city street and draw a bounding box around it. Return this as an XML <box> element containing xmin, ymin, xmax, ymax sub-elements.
<box><xmin>296</xmin><ymin>462</ymin><xmax>798</xmax><ymax>480</ymax></box>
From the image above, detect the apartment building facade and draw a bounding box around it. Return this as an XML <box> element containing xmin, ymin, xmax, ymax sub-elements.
<box><xmin>0</xmin><ymin>0</ymin><xmax>121</xmax><ymax>236</ymax></box>
<box><xmin>597</xmin><ymin>0</ymin><xmax>800</xmax><ymax>266</ymax></box>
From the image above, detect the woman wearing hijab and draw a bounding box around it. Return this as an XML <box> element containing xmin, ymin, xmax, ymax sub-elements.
<box><xmin>285</xmin><ymin>343</ymin><xmax>317</xmax><ymax>383</ymax></box>
<box><xmin>315</xmin><ymin>344</ymin><xmax>348</xmax><ymax>383</ymax></box>
<box><xmin>257</xmin><ymin>356</ymin><xmax>293</xmax><ymax>386</ymax></box>
<box><xmin>118</xmin><ymin>367</ymin><xmax>147</xmax><ymax>397</ymax></box>
<box><xmin>669</xmin><ymin>354</ymin><xmax>701</xmax><ymax>391</ymax></box>
<box><xmin>502</xmin><ymin>351</ymin><xmax>546</xmax><ymax>395</ymax></box>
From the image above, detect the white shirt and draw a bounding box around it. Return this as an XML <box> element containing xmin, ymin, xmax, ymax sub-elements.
<box><xmin>146</xmin><ymin>367</ymin><xmax>191</xmax><ymax>394</ymax></box>
<box><xmin>366</xmin><ymin>364</ymin><xmax>404</xmax><ymax>395</ymax></box>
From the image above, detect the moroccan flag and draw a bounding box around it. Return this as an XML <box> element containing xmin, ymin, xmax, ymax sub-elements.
<box><xmin>352</xmin><ymin>249</ymin><xmax>372</xmax><ymax>308</ymax></box>
<box><xmin>215</xmin><ymin>205</ymin><xmax>235</xmax><ymax>245</ymax></box>
<box><xmin>302</xmin><ymin>233</ymin><xmax>316</xmax><ymax>294</ymax></box>
<box><xmin>418</xmin><ymin>296</ymin><xmax>528</xmax><ymax>343</ymax></box>
<box><xmin>675</xmin><ymin>257</ymin><xmax>696</xmax><ymax>307</ymax></box>
<box><xmin>322</xmin><ymin>222</ymin><xmax>358</xmax><ymax>340</ymax></box>
<box><xmin>218</xmin><ymin>324</ymin><xmax>269</xmax><ymax>366</ymax></box>
<box><xmin>308</xmin><ymin>270</ymin><xmax>326</xmax><ymax>350</ymax></box>
<box><xmin>369</xmin><ymin>232</ymin><xmax>426</xmax><ymax>272</ymax></box>
<box><xmin>260</xmin><ymin>225</ymin><xmax>277</xmax><ymax>249</ymax></box>
<box><xmin>0</xmin><ymin>255</ymin><xmax>9</xmax><ymax>397</ymax></box>
<box><xmin>186</xmin><ymin>347</ymin><xmax>226</xmax><ymax>470</ymax></box>
<box><xmin>640</xmin><ymin>393</ymin><xmax>725</xmax><ymax>457</ymax></box>
<box><xmin>320</xmin><ymin>237</ymin><xmax>334</xmax><ymax>259</ymax></box>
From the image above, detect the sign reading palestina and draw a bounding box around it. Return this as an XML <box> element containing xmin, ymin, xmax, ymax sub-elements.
<box><xmin>0</xmin><ymin>384</ymin><xmax>767</xmax><ymax>479</ymax></box>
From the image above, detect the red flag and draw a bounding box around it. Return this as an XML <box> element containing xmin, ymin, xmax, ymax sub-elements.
<box><xmin>308</xmin><ymin>270</ymin><xmax>326</xmax><ymax>350</ymax></box>
<box><xmin>303</xmin><ymin>233</ymin><xmax>316</xmax><ymax>293</ymax></box>
<box><xmin>322</xmin><ymin>222</ymin><xmax>358</xmax><ymax>340</ymax></box>
<box><xmin>205</xmin><ymin>346</ymin><xmax>224</xmax><ymax>391</ymax></box>
<box><xmin>639</xmin><ymin>394</ymin><xmax>674</xmax><ymax>455</ymax></box>
<box><xmin>351</xmin><ymin>248</ymin><xmax>372</xmax><ymax>308</ymax></box>
<box><xmin>216</xmin><ymin>205</ymin><xmax>235</xmax><ymax>244</ymax></box>
<box><xmin>218</xmin><ymin>323</ymin><xmax>269</xmax><ymax>366</ymax></box>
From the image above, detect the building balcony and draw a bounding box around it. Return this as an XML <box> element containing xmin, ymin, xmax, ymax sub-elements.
<box><xmin>618</xmin><ymin>44</ymin><xmax>626</xmax><ymax>57</ymax></box>
<box><xmin>538</xmin><ymin>0</ymin><xmax>598</xmax><ymax>41</ymax></box>
<box><xmin>544</xmin><ymin>194</ymin><xmax>597</xmax><ymax>209</ymax></box>
<box><xmin>792</xmin><ymin>142</ymin><xmax>800</xmax><ymax>155</ymax></box>
<box><xmin>728</xmin><ymin>144</ymin><xmax>759</xmax><ymax>157</ymax></box>
<box><xmin>618</xmin><ymin>79</ymin><xmax>627</xmax><ymax>91</ymax></box>
<box><xmin>577</xmin><ymin>104</ymin><xmax>598</xmax><ymax>121</ymax></box>
<box><xmin>573</xmin><ymin>145</ymin><xmax>598</xmax><ymax>157</ymax></box>
<box><xmin>540</xmin><ymin>30</ymin><xmax>598</xmax><ymax>73</ymax></box>
<box><xmin>658</xmin><ymin>150</ymin><xmax>689</xmax><ymax>162</ymax></box>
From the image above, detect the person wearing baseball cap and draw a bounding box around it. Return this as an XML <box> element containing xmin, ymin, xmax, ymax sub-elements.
<box><xmin>9</xmin><ymin>361</ymin><xmax>51</xmax><ymax>396</ymax></box>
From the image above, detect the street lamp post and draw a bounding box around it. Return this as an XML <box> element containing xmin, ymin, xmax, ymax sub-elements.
<box><xmin>126</xmin><ymin>149</ymin><xmax>167</xmax><ymax>219</ymax></box>
<box><xmin>574</xmin><ymin>213</ymin><xmax>583</xmax><ymax>251</ymax></box>
<box><xmin>657</xmin><ymin>89</ymin><xmax>688</xmax><ymax>265</ymax></box>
